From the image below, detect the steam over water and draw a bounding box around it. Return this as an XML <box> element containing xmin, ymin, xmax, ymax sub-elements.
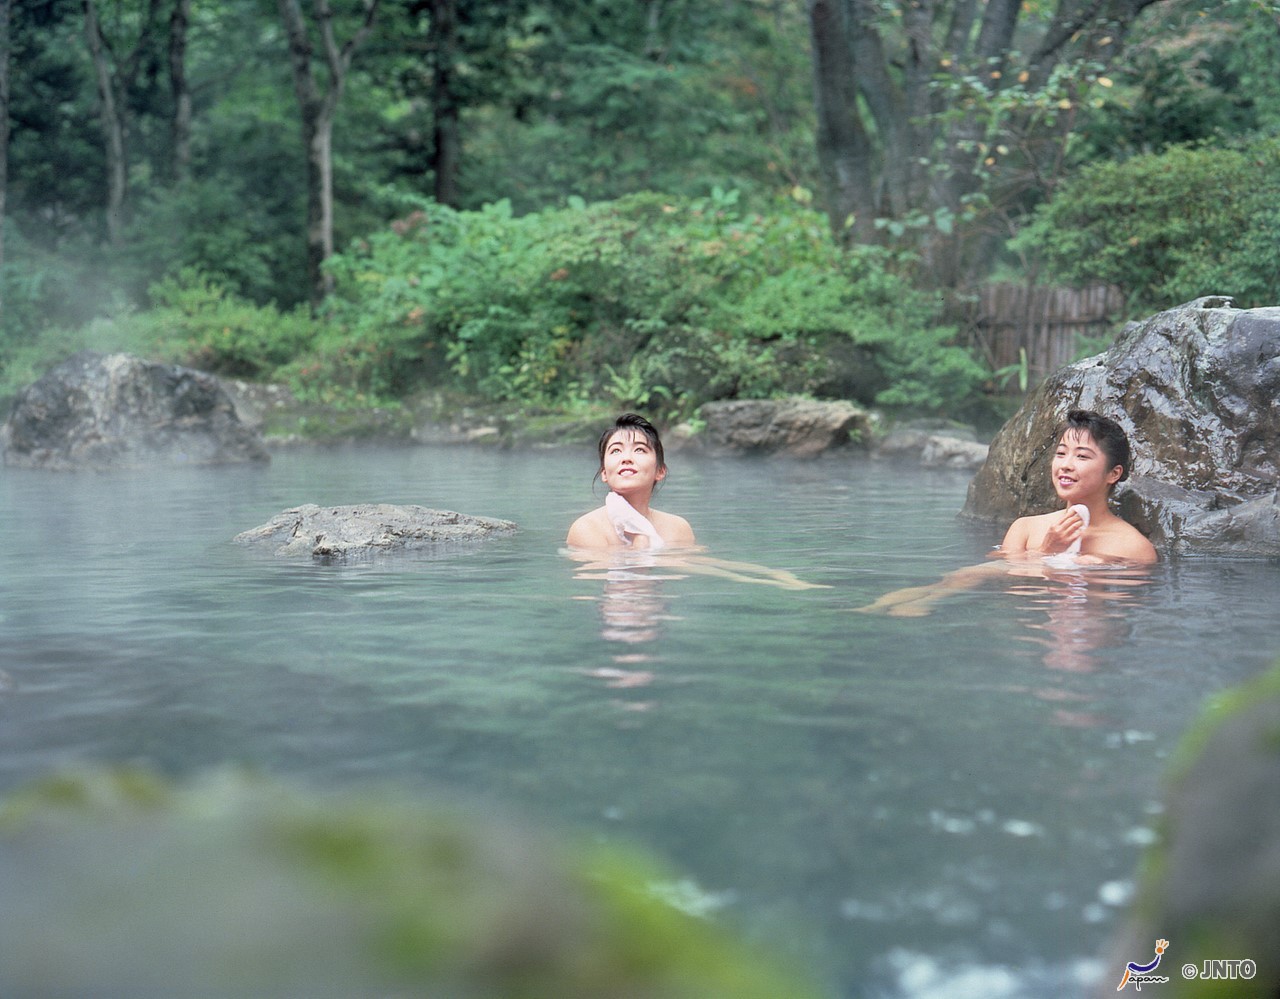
<box><xmin>2</xmin><ymin>444</ymin><xmax>1276</xmax><ymax>997</ymax></box>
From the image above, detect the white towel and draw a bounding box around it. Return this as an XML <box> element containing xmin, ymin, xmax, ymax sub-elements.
<box><xmin>1042</xmin><ymin>504</ymin><xmax>1090</xmax><ymax>568</ymax></box>
<box><xmin>1063</xmin><ymin>503</ymin><xmax>1090</xmax><ymax>555</ymax></box>
<box><xmin>605</xmin><ymin>491</ymin><xmax>666</xmax><ymax>550</ymax></box>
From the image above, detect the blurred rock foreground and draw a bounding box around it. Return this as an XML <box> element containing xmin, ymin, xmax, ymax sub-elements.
<box><xmin>0</xmin><ymin>769</ymin><xmax>819</xmax><ymax>998</ymax></box>
<box><xmin>1098</xmin><ymin>663</ymin><xmax>1280</xmax><ymax>998</ymax></box>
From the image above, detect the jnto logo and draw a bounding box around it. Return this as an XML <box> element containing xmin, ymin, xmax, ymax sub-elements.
<box><xmin>1117</xmin><ymin>938</ymin><xmax>1170</xmax><ymax>991</ymax></box>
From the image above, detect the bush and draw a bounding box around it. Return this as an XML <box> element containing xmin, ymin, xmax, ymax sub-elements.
<box><xmin>5</xmin><ymin>195</ymin><xmax>992</xmax><ymax>421</ymax></box>
<box><xmin>1015</xmin><ymin>137</ymin><xmax>1280</xmax><ymax>312</ymax></box>
<box><xmin>311</xmin><ymin>192</ymin><xmax>986</xmax><ymax>416</ymax></box>
<box><xmin>137</xmin><ymin>270</ymin><xmax>319</xmax><ymax>380</ymax></box>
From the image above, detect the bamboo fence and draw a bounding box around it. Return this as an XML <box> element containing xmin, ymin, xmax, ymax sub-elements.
<box><xmin>961</xmin><ymin>283</ymin><xmax>1126</xmax><ymax>392</ymax></box>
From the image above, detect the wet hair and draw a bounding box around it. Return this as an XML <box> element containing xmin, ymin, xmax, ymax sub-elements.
<box><xmin>1056</xmin><ymin>408</ymin><xmax>1132</xmax><ymax>486</ymax></box>
<box><xmin>596</xmin><ymin>413</ymin><xmax>666</xmax><ymax>473</ymax></box>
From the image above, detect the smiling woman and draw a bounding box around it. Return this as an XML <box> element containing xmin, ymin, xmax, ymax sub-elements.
<box><xmin>1000</xmin><ymin>409</ymin><xmax>1157</xmax><ymax>565</ymax></box>
<box><xmin>565</xmin><ymin>413</ymin><xmax>696</xmax><ymax>549</ymax></box>
<box><xmin>858</xmin><ymin>408</ymin><xmax>1157</xmax><ymax>617</ymax></box>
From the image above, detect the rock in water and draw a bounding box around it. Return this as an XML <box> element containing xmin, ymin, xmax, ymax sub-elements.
<box><xmin>697</xmin><ymin>397</ymin><xmax>871</xmax><ymax>457</ymax></box>
<box><xmin>962</xmin><ymin>297</ymin><xmax>1280</xmax><ymax>555</ymax></box>
<box><xmin>234</xmin><ymin>503</ymin><xmax>518</xmax><ymax>560</ymax></box>
<box><xmin>1</xmin><ymin>351</ymin><xmax>269</xmax><ymax>469</ymax></box>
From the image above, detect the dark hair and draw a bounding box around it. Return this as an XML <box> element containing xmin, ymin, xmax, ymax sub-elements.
<box><xmin>1056</xmin><ymin>408</ymin><xmax>1132</xmax><ymax>486</ymax></box>
<box><xmin>596</xmin><ymin>413</ymin><xmax>666</xmax><ymax>472</ymax></box>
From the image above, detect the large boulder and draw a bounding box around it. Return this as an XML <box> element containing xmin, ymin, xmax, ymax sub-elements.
<box><xmin>962</xmin><ymin>297</ymin><xmax>1280</xmax><ymax>555</ymax></box>
<box><xmin>1</xmin><ymin>352</ymin><xmax>269</xmax><ymax>469</ymax></box>
<box><xmin>696</xmin><ymin>398</ymin><xmax>872</xmax><ymax>457</ymax></box>
<box><xmin>235</xmin><ymin>503</ymin><xmax>518</xmax><ymax>560</ymax></box>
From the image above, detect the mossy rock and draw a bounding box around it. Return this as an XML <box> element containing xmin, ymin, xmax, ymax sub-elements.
<box><xmin>1100</xmin><ymin>663</ymin><xmax>1280</xmax><ymax>997</ymax></box>
<box><xmin>0</xmin><ymin>769</ymin><xmax>819</xmax><ymax>998</ymax></box>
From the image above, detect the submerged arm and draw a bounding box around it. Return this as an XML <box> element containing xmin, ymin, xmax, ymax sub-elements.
<box><xmin>855</xmin><ymin>559</ymin><xmax>1010</xmax><ymax>617</ymax></box>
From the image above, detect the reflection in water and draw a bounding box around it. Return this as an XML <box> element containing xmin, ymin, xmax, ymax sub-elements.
<box><xmin>1008</xmin><ymin>570</ymin><xmax>1149</xmax><ymax>727</ymax></box>
<box><xmin>566</xmin><ymin>553</ymin><xmax>681</xmax><ymax>706</ymax></box>
<box><xmin>565</xmin><ymin>547</ymin><xmax>827</xmax><ymax>708</ymax></box>
<box><xmin>567</xmin><ymin>550</ymin><xmax>686</xmax><ymax>645</ymax></box>
<box><xmin>595</xmin><ymin>572</ymin><xmax>676</xmax><ymax>645</ymax></box>
<box><xmin>566</xmin><ymin>545</ymin><xmax>827</xmax><ymax>648</ymax></box>
<box><xmin>860</xmin><ymin>556</ymin><xmax>1154</xmax><ymax>726</ymax></box>
<box><xmin>1013</xmin><ymin>573</ymin><xmax>1141</xmax><ymax>675</ymax></box>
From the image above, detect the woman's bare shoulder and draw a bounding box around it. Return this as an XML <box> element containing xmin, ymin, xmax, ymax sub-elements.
<box><xmin>565</xmin><ymin>507</ymin><xmax>615</xmax><ymax>548</ymax></box>
<box><xmin>1001</xmin><ymin>512</ymin><xmax>1052</xmax><ymax>551</ymax></box>
<box><xmin>651</xmin><ymin>509</ymin><xmax>696</xmax><ymax>546</ymax></box>
<box><xmin>1096</xmin><ymin>518</ymin><xmax>1159</xmax><ymax>563</ymax></box>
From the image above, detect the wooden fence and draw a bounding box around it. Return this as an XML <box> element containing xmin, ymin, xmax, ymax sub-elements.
<box><xmin>959</xmin><ymin>283</ymin><xmax>1126</xmax><ymax>392</ymax></box>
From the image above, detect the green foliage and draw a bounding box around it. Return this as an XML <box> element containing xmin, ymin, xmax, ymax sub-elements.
<box><xmin>1015</xmin><ymin>137</ymin><xmax>1280</xmax><ymax>312</ymax></box>
<box><xmin>147</xmin><ymin>272</ymin><xmax>319</xmax><ymax>379</ymax></box>
<box><xmin>309</xmin><ymin>192</ymin><xmax>985</xmax><ymax>416</ymax></box>
<box><xmin>420</xmin><ymin>1</ymin><xmax>818</xmax><ymax>212</ymax></box>
<box><xmin>120</xmin><ymin>178</ymin><xmax>304</xmax><ymax>310</ymax></box>
<box><xmin>1073</xmin><ymin>0</ymin><xmax>1280</xmax><ymax>162</ymax></box>
<box><xmin>0</xmin><ymin>266</ymin><xmax>320</xmax><ymax>413</ymax></box>
<box><xmin>928</xmin><ymin>54</ymin><xmax>1115</xmax><ymax>207</ymax></box>
<box><xmin>0</xmin><ymin>222</ymin><xmax>99</xmax><ymax>347</ymax></box>
<box><xmin>0</xmin><ymin>220</ymin><xmax>136</xmax><ymax>403</ymax></box>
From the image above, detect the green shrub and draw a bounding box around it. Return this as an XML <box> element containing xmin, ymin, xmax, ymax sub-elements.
<box><xmin>311</xmin><ymin>191</ymin><xmax>985</xmax><ymax>416</ymax></box>
<box><xmin>125</xmin><ymin>270</ymin><xmax>319</xmax><ymax>381</ymax></box>
<box><xmin>0</xmin><ymin>269</ymin><xmax>319</xmax><ymax>406</ymax></box>
<box><xmin>1015</xmin><ymin>137</ymin><xmax>1280</xmax><ymax>312</ymax></box>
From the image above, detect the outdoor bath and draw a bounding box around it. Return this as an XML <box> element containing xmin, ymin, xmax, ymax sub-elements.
<box><xmin>1</xmin><ymin>442</ymin><xmax>1276</xmax><ymax>997</ymax></box>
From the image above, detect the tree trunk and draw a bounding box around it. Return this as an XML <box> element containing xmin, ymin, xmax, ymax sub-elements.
<box><xmin>807</xmin><ymin>0</ymin><xmax>877</xmax><ymax>244</ymax></box>
<box><xmin>83</xmin><ymin>0</ymin><xmax>129</xmax><ymax>245</ymax></box>
<box><xmin>427</xmin><ymin>0</ymin><xmax>459</xmax><ymax>207</ymax></box>
<box><xmin>0</xmin><ymin>0</ymin><xmax>10</xmax><ymax>327</ymax></box>
<box><xmin>278</xmin><ymin>0</ymin><xmax>380</xmax><ymax>309</ymax></box>
<box><xmin>169</xmin><ymin>0</ymin><xmax>192</xmax><ymax>182</ymax></box>
<box><xmin>807</xmin><ymin>0</ymin><xmax>1166</xmax><ymax>288</ymax></box>
<box><xmin>81</xmin><ymin>0</ymin><xmax>163</xmax><ymax>246</ymax></box>
<box><xmin>307</xmin><ymin>114</ymin><xmax>334</xmax><ymax>303</ymax></box>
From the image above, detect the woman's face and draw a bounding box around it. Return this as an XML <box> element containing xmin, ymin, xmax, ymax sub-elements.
<box><xmin>600</xmin><ymin>429</ymin><xmax>665</xmax><ymax>498</ymax></box>
<box><xmin>1051</xmin><ymin>428</ymin><xmax>1122</xmax><ymax>503</ymax></box>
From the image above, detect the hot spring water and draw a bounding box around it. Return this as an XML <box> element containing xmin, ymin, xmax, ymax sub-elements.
<box><xmin>1</xmin><ymin>444</ymin><xmax>1276</xmax><ymax>997</ymax></box>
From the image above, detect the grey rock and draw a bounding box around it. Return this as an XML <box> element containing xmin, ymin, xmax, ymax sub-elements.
<box><xmin>222</xmin><ymin>379</ymin><xmax>299</xmax><ymax>432</ymax></box>
<box><xmin>1098</xmin><ymin>665</ymin><xmax>1280</xmax><ymax>997</ymax></box>
<box><xmin>2</xmin><ymin>352</ymin><xmax>269</xmax><ymax>469</ymax></box>
<box><xmin>962</xmin><ymin>297</ymin><xmax>1280</xmax><ymax>555</ymax></box>
<box><xmin>235</xmin><ymin>503</ymin><xmax>518</xmax><ymax>560</ymax></box>
<box><xmin>876</xmin><ymin>428</ymin><xmax>989</xmax><ymax>470</ymax></box>
<box><xmin>920</xmin><ymin>436</ymin><xmax>989</xmax><ymax>470</ymax></box>
<box><xmin>697</xmin><ymin>398</ymin><xmax>871</xmax><ymax>457</ymax></box>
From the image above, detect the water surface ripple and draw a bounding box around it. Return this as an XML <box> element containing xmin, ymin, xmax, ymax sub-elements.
<box><xmin>2</xmin><ymin>445</ymin><xmax>1277</xmax><ymax>998</ymax></box>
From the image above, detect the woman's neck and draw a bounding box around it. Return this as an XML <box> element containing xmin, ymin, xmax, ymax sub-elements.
<box><xmin>616</xmin><ymin>491</ymin><xmax>653</xmax><ymax>518</ymax></box>
<box><xmin>1069</xmin><ymin>494</ymin><xmax>1111</xmax><ymax>523</ymax></box>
